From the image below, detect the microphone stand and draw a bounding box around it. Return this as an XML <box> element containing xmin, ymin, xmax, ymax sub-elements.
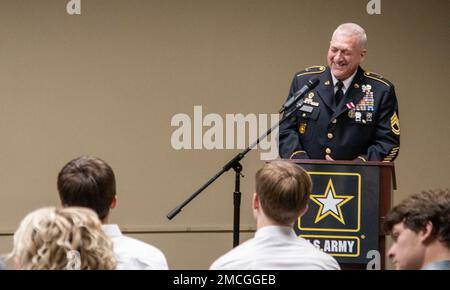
<box><xmin>167</xmin><ymin>94</ymin><xmax>309</xmax><ymax>248</ymax></box>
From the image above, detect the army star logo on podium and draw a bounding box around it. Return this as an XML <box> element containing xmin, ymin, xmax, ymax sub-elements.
<box><xmin>298</xmin><ymin>172</ymin><xmax>361</xmax><ymax>232</ymax></box>
<box><xmin>294</xmin><ymin>166</ymin><xmax>381</xmax><ymax>262</ymax></box>
<box><xmin>310</xmin><ymin>179</ymin><xmax>354</xmax><ymax>224</ymax></box>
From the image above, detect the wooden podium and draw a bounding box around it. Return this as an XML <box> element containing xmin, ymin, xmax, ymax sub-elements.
<box><xmin>285</xmin><ymin>159</ymin><xmax>396</xmax><ymax>270</ymax></box>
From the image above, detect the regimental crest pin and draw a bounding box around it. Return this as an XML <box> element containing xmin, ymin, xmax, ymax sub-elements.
<box><xmin>299</xmin><ymin>123</ymin><xmax>307</xmax><ymax>134</ymax></box>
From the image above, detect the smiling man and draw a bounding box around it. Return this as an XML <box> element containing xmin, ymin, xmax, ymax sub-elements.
<box><xmin>279</xmin><ymin>23</ymin><xmax>400</xmax><ymax>161</ymax></box>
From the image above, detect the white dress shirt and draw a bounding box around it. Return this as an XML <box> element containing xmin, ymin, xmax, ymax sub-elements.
<box><xmin>103</xmin><ymin>224</ymin><xmax>169</xmax><ymax>270</ymax></box>
<box><xmin>210</xmin><ymin>226</ymin><xmax>340</xmax><ymax>270</ymax></box>
<box><xmin>332</xmin><ymin>69</ymin><xmax>358</xmax><ymax>94</ymax></box>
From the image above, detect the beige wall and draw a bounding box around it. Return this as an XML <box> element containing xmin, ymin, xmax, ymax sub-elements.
<box><xmin>0</xmin><ymin>0</ymin><xmax>448</xmax><ymax>269</ymax></box>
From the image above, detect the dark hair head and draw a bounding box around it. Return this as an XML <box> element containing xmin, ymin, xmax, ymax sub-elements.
<box><xmin>57</xmin><ymin>156</ymin><xmax>116</xmax><ymax>220</ymax></box>
<box><xmin>384</xmin><ymin>189</ymin><xmax>450</xmax><ymax>248</ymax></box>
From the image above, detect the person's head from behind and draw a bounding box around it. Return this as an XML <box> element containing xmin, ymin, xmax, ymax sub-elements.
<box><xmin>57</xmin><ymin>156</ymin><xmax>116</xmax><ymax>222</ymax></box>
<box><xmin>10</xmin><ymin>207</ymin><xmax>116</xmax><ymax>270</ymax></box>
<box><xmin>328</xmin><ymin>23</ymin><xmax>367</xmax><ymax>80</ymax></box>
<box><xmin>384</xmin><ymin>189</ymin><xmax>450</xmax><ymax>270</ymax></box>
<box><xmin>253</xmin><ymin>161</ymin><xmax>312</xmax><ymax>227</ymax></box>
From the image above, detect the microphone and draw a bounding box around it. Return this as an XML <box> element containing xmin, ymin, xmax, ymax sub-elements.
<box><xmin>279</xmin><ymin>78</ymin><xmax>320</xmax><ymax>113</ymax></box>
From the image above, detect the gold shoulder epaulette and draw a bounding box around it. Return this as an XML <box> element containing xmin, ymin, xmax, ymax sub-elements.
<box><xmin>296</xmin><ymin>65</ymin><xmax>326</xmax><ymax>77</ymax></box>
<box><xmin>364</xmin><ymin>71</ymin><xmax>392</xmax><ymax>87</ymax></box>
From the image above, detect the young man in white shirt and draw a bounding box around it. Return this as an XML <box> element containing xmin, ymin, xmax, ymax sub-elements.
<box><xmin>57</xmin><ymin>156</ymin><xmax>169</xmax><ymax>270</ymax></box>
<box><xmin>210</xmin><ymin>161</ymin><xmax>340</xmax><ymax>270</ymax></box>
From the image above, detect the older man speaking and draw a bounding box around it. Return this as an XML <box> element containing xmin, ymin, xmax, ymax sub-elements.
<box><xmin>279</xmin><ymin>23</ymin><xmax>400</xmax><ymax>162</ymax></box>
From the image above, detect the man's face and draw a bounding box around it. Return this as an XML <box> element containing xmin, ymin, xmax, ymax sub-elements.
<box><xmin>387</xmin><ymin>223</ymin><xmax>426</xmax><ymax>270</ymax></box>
<box><xmin>327</xmin><ymin>33</ymin><xmax>366</xmax><ymax>80</ymax></box>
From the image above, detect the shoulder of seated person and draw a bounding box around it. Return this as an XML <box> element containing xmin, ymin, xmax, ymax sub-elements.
<box><xmin>115</xmin><ymin>235</ymin><xmax>165</xmax><ymax>254</ymax></box>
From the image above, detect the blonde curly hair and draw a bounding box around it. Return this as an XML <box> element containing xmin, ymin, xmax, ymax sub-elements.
<box><xmin>9</xmin><ymin>207</ymin><xmax>116</xmax><ymax>270</ymax></box>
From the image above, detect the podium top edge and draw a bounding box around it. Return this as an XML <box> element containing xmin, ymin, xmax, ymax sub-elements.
<box><xmin>274</xmin><ymin>159</ymin><xmax>395</xmax><ymax>167</ymax></box>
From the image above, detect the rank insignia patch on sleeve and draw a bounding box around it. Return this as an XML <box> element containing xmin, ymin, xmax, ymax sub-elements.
<box><xmin>391</xmin><ymin>112</ymin><xmax>400</xmax><ymax>135</ymax></box>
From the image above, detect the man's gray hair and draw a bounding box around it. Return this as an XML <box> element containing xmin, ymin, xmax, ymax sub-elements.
<box><xmin>332</xmin><ymin>23</ymin><xmax>368</xmax><ymax>49</ymax></box>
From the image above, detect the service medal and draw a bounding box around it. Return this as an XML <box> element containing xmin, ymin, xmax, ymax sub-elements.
<box><xmin>348</xmin><ymin>108</ymin><xmax>356</xmax><ymax>119</ymax></box>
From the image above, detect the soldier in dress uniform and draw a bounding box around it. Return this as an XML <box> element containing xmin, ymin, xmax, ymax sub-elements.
<box><xmin>279</xmin><ymin>23</ymin><xmax>400</xmax><ymax>161</ymax></box>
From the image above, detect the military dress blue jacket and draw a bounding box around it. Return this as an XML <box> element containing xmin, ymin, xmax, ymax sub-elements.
<box><xmin>279</xmin><ymin>66</ymin><xmax>400</xmax><ymax>161</ymax></box>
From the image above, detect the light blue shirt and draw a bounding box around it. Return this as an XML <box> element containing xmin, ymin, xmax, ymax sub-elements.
<box><xmin>421</xmin><ymin>260</ymin><xmax>450</xmax><ymax>270</ymax></box>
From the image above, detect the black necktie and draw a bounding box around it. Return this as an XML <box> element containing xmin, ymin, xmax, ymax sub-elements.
<box><xmin>335</xmin><ymin>81</ymin><xmax>344</xmax><ymax>108</ymax></box>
